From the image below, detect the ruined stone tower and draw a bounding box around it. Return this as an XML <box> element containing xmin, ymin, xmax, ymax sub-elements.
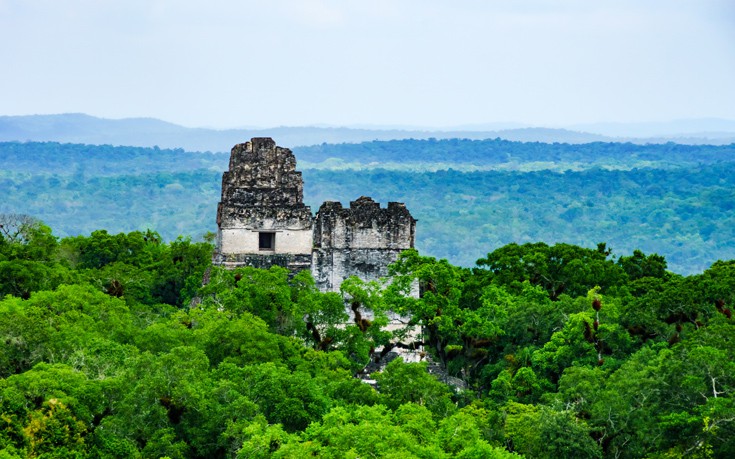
<box><xmin>215</xmin><ymin>138</ymin><xmax>313</xmax><ymax>273</ymax></box>
<box><xmin>312</xmin><ymin>198</ymin><xmax>416</xmax><ymax>291</ymax></box>
<box><xmin>214</xmin><ymin>137</ymin><xmax>417</xmax><ymax>292</ymax></box>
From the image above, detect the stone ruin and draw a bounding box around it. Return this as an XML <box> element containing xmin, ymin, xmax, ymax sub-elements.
<box><xmin>213</xmin><ymin>137</ymin><xmax>417</xmax><ymax>292</ymax></box>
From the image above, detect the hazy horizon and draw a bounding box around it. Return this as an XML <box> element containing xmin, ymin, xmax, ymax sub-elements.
<box><xmin>5</xmin><ymin>112</ymin><xmax>735</xmax><ymax>139</ymax></box>
<box><xmin>2</xmin><ymin>1</ymin><xmax>734</xmax><ymax>129</ymax></box>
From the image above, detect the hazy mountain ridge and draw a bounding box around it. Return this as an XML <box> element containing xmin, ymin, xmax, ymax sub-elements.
<box><xmin>571</xmin><ymin>118</ymin><xmax>735</xmax><ymax>137</ymax></box>
<box><xmin>2</xmin><ymin>114</ymin><xmax>734</xmax><ymax>152</ymax></box>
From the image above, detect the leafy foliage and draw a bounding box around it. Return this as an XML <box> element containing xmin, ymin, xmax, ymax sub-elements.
<box><xmin>1</xmin><ymin>220</ymin><xmax>735</xmax><ymax>458</ymax></box>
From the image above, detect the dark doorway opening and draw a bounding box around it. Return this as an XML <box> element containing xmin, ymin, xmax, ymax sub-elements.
<box><xmin>259</xmin><ymin>232</ymin><xmax>275</xmax><ymax>250</ymax></box>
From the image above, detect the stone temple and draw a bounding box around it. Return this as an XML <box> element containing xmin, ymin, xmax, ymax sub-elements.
<box><xmin>213</xmin><ymin>137</ymin><xmax>417</xmax><ymax>292</ymax></box>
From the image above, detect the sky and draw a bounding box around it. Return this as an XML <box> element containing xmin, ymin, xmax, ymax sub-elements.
<box><xmin>1</xmin><ymin>0</ymin><xmax>734</xmax><ymax>129</ymax></box>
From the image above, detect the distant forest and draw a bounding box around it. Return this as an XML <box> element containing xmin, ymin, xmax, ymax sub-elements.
<box><xmin>295</xmin><ymin>137</ymin><xmax>735</xmax><ymax>169</ymax></box>
<box><xmin>2</xmin><ymin>140</ymin><xmax>735</xmax><ymax>274</ymax></box>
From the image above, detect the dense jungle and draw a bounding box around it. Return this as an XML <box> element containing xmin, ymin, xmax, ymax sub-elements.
<box><xmin>1</xmin><ymin>215</ymin><xmax>734</xmax><ymax>458</ymax></box>
<box><xmin>2</xmin><ymin>138</ymin><xmax>735</xmax><ymax>457</ymax></box>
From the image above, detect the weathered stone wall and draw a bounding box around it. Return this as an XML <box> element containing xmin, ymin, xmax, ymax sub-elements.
<box><xmin>312</xmin><ymin>248</ymin><xmax>408</xmax><ymax>292</ymax></box>
<box><xmin>312</xmin><ymin>197</ymin><xmax>416</xmax><ymax>292</ymax></box>
<box><xmin>313</xmin><ymin>197</ymin><xmax>415</xmax><ymax>250</ymax></box>
<box><xmin>219</xmin><ymin>228</ymin><xmax>313</xmax><ymax>255</ymax></box>
<box><xmin>215</xmin><ymin>138</ymin><xmax>313</xmax><ymax>270</ymax></box>
<box><xmin>215</xmin><ymin>253</ymin><xmax>312</xmax><ymax>272</ymax></box>
<box><xmin>214</xmin><ymin>138</ymin><xmax>417</xmax><ymax>290</ymax></box>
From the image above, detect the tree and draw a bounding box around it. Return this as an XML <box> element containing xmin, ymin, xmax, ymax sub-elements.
<box><xmin>374</xmin><ymin>358</ymin><xmax>455</xmax><ymax>419</ymax></box>
<box><xmin>0</xmin><ymin>215</ymin><xmax>68</xmax><ymax>299</ymax></box>
<box><xmin>617</xmin><ymin>249</ymin><xmax>668</xmax><ymax>281</ymax></box>
<box><xmin>197</xmin><ymin>266</ymin><xmax>300</xmax><ymax>334</ymax></box>
<box><xmin>386</xmin><ymin>249</ymin><xmax>465</xmax><ymax>371</ymax></box>
<box><xmin>476</xmin><ymin>242</ymin><xmax>626</xmax><ymax>300</ymax></box>
<box><xmin>293</xmin><ymin>270</ymin><xmax>349</xmax><ymax>352</ymax></box>
<box><xmin>0</xmin><ymin>363</ymin><xmax>107</xmax><ymax>457</ymax></box>
<box><xmin>504</xmin><ymin>402</ymin><xmax>602</xmax><ymax>458</ymax></box>
<box><xmin>290</xmin><ymin>404</ymin><xmax>446</xmax><ymax>458</ymax></box>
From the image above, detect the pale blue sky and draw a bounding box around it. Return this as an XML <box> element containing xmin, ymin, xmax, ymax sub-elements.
<box><xmin>1</xmin><ymin>0</ymin><xmax>733</xmax><ymax>129</ymax></box>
